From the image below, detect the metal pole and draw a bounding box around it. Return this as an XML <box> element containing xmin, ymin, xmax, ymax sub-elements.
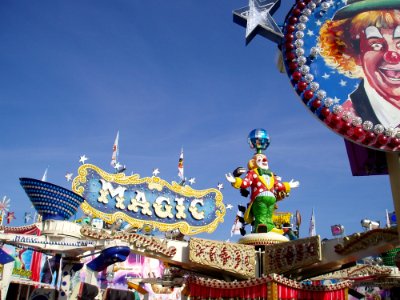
<box><xmin>16</xmin><ymin>284</ymin><xmax>21</xmax><ymax>300</ymax></box>
<box><xmin>385</xmin><ymin>152</ymin><xmax>400</xmax><ymax>240</ymax></box>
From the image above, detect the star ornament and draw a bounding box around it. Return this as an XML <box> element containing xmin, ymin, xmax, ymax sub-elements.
<box><xmin>79</xmin><ymin>155</ymin><xmax>88</xmax><ymax>164</ymax></box>
<box><xmin>65</xmin><ymin>173</ymin><xmax>73</xmax><ymax>182</ymax></box>
<box><xmin>233</xmin><ymin>0</ymin><xmax>283</xmax><ymax>45</ymax></box>
<box><xmin>152</xmin><ymin>168</ymin><xmax>160</xmax><ymax>177</ymax></box>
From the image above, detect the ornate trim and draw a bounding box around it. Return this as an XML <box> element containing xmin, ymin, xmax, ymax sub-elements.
<box><xmin>264</xmin><ymin>236</ymin><xmax>321</xmax><ymax>274</ymax></box>
<box><xmin>239</xmin><ymin>232</ymin><xmax>289</xmax><ymax>246</ymax></box>
<box><xmin>0</xmin><ymin>224</ymin><xmax>39</xmax><ymax>234</ymax></box>
<box><xmin>189</xmin><ymin>238</ymin><xmax>255</xmax><ymax>278</ymax></box>
<box><xmin>347</xmin><ymin>265</ymin><xmax>392</xmax><ymax>278</ymax></box>
<box><xmin>335</xmin><ymin>228</ymin><xmax>398</xmax><ymax>255</ymax></box>
<box><xmin>187</xmin><ymin>273</ymin><xmax>353</xmax><ymax>291</ymax></box>
<box><xmin>80</xmin><ymin>226</ymin><xmax>176</xmax><ymax>257</ymax></box>
<box><xmin>312</xmin><ymin>264</ymin><xmax>393</xmax><ymax>280</ymax></box>
<box><xmin>271</xmin><ymin>274</ymin><xmax>353</xmax><ymax>291</ymax></box>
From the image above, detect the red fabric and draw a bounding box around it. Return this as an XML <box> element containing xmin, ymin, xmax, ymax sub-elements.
<box><xmin>277</xmin><ymin>283</ymin><xmax>347</xmax><ymax>300</ymax></box>
<box><xmin>187</xmin><ymin>282</ymin><xmax>269</xmax><ymax>299</ymax></box>
<box><xmin>187</xmin><ymin>281</ymin><xmax>348</xmax><ymax>300</ymax></box>
<box><xmin>29</xmin><ymin>228</ymin><xmax>42</xmax><ymax>282</ymax></box>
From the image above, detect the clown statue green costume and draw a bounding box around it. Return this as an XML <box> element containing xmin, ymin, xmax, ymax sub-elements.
<box><xmin>226</xmin><ymin>129</ymin><xmax>299</xmax><ymax>234</ymax></box>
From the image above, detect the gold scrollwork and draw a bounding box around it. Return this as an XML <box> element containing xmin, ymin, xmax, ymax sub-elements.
<box><xmin>72</xmin><ymin>164</ymin><xmax>225</xmax><ymax>235</ymax></box>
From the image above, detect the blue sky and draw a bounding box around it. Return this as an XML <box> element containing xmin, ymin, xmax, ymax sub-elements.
<box><xmin>0</xmin><ymin>0</ymin><xmax>395</xmax><ymax>241</ymax></box>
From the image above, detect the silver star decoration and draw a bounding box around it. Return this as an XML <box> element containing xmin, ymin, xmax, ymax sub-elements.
<box><xmin>152</xmin><ymin>168</ymin><xmax>160</xmax><ymax>176</ymax></box>
<box><xmin>226</xmin><ymin>204</ymin><xmax>233</xmax><ymax>210</ymax></box>
<box><xmin>316</xmin><ymin>20</ymin><xmax>322</xmax><ymax>26</ymax></box>
<box><xmin>322</xmin><ymin>73</ymin><xmax>330</xmax><ymax>79</ymax></box>
<box><xmin>114</xmin><ymin>162</ymin><xmax>122</xmax><ymax>170</ymax></box>
<box><xmin>306</xmin><ymin>29</ymin><xmax>314</xmax><ymax>36</ymax></box>
<box><xmin>79</xmin><ymin>155</ymin><xmax>88</xmax><ymax>164</ymax></box>
<box><xmin>233</xmin><ymin>0</ymin><xmax>283</xmax><ymax>44</ymax></box>
<box><xmin>188</xmin><ymin>177</ymin><xmax>196</xmax><ymax>185</ymax></box>
<box><xmin>65</xmin><ymin>173</ymin><xmax>73</xmax><ymax>181</ymax></box>
<box><xmin>333</xmin><ymin>96</ymin><xmax>341</xmax><ymax>103</ymax></box>
<box><xmin>339</xmin><ymin>79</ymin><xmax>347</xmax><ymax>87</ymax></box>
<box><xmin>217</xmin><ymin>183</ymin><xmax>224</xmax><ymax>190</ymax></box>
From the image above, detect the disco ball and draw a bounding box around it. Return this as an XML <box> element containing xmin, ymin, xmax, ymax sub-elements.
<box><xmin>248</xmin><ymin>129</ymin><xmax>270</xmax><ymax>153</ymax></box>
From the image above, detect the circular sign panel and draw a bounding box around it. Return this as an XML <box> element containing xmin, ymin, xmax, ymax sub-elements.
<box><xmin>282</xmin><ymin>0</ymin><xmax>400</xmax><ymax>151</ymax></box>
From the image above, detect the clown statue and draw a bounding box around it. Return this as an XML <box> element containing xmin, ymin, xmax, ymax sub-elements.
<box><xmin>226</xmin><ymin>129</ymin><xmax>299</xmax><ymax>234</ymax></box>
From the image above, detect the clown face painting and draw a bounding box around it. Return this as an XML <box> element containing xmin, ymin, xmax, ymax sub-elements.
<box><xmin>281</xmin><ymin>0</ymin><xmax>400</xmax><ymax>151</ymax></box>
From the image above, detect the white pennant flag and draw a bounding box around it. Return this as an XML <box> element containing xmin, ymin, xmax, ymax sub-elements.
<box><xmin>111</xmin><ymin>131</ymin><xmax>119</xmax><ymax>167</ymax></box>
<box><xmin>309</xmin><ymin>208</ymin><xmax>316</xmax><ymax>237</ymax></box>
<box><xmin>178</xmin><ymin>148</ymin><xmax>184</xmax><ymax>180</ymax></box>
<box><xmin>42</xmin><ymin>167</ymin><xmax>48</xmax><ymax>181</ymax></box>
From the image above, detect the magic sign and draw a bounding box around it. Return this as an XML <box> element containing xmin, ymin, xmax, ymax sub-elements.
<box><xmin>72</xmin><ymin>164</ymin><xmax>225</xmax><ymax>235</ymax></box>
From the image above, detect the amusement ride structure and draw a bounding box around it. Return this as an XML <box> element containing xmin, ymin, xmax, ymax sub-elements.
<box><xmin>0</xmin><ymin>127</ymin><xmax>398</xmax><ymax>300</ymax></box>
<box><xmin>2</xmin><ymin>0</ymin><xmax>400</xmax><ymax>299</ymax></box>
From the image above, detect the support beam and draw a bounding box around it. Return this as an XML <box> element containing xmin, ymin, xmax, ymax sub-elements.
<box><xmin>386</xmin><ymin>152</ymin><xmax>400</xmax><ymax>240</ymax></box>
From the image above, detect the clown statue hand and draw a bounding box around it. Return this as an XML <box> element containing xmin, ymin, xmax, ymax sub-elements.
<box><xmin>289</xmin><ymin>179</ymin><xmax>300</xmax><ymax>189</ymax></box>
<box><xmin>225</xmin><ymin>173</ymin><xmax>236</xmax><ymax>183</ymax></box>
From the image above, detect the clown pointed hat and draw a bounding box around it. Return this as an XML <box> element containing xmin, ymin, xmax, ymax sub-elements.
<box><xmin>334</xmin><ymin>0</ymin><xmax>400</xmax><ymax>20</ymax></box>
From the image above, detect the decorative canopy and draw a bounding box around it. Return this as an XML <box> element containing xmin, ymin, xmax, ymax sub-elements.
<box><xmin>20</xmin><ymin>177</ymin><xmax>84</xmax><ymax>221</ymax></box>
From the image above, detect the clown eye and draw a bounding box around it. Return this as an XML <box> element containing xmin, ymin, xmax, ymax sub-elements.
<box><xmin>371</xmin><ymin>43</ymin><xmax>383</xmax><ymax>51</ymax></box>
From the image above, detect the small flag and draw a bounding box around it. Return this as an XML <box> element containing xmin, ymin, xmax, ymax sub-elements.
<box><xmin>330</xmin><ymin>224</ymin><xmax>344</xmax><ymax>236</ymax></box>
<box><xmin>178</xmin><ymin>148</ymin><xmax>184</xmax><ymax>181</ymax></box>
<box><xmin>24</xmin><ymin>212</ymin><xmax>32</xmax><ymax>224</ymax></box>
<box><xmin>309</xmin><ymin>208</ymin><xmax>316</xmax><ymax>237</ymax></box>
<box><xmin>111</xmin><ymin>131</ymin><xmax>120</xmax><ymax>167</ymax></box>
<box><xmin>6</xmin><ymin>212</ymin><xmax>15</xmax><ymax>224</ymax></box>
<box><xmin>386</xmin><ymin>210</ymin><xmax>396</xmax><ymax>227</ymax></box>
<box><xmin>390</xmin><ymin>212</ymin><xmax>397</xmax><ymax>225</ymax></box>
<box><xmin>231</xmin><ymin>205</ymin><xmax>247</xmax><ymax>236</ymax></box>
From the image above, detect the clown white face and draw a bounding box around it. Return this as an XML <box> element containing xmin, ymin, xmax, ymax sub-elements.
<box><xmin>359</xmin><ymin>25</ymin><xmax>400</xmax><ymax>108</ymax></box>
<box><xmin>255</xmin><ymin>154</ymin><xmax>269</xmax><ymax>170</ymax></box>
